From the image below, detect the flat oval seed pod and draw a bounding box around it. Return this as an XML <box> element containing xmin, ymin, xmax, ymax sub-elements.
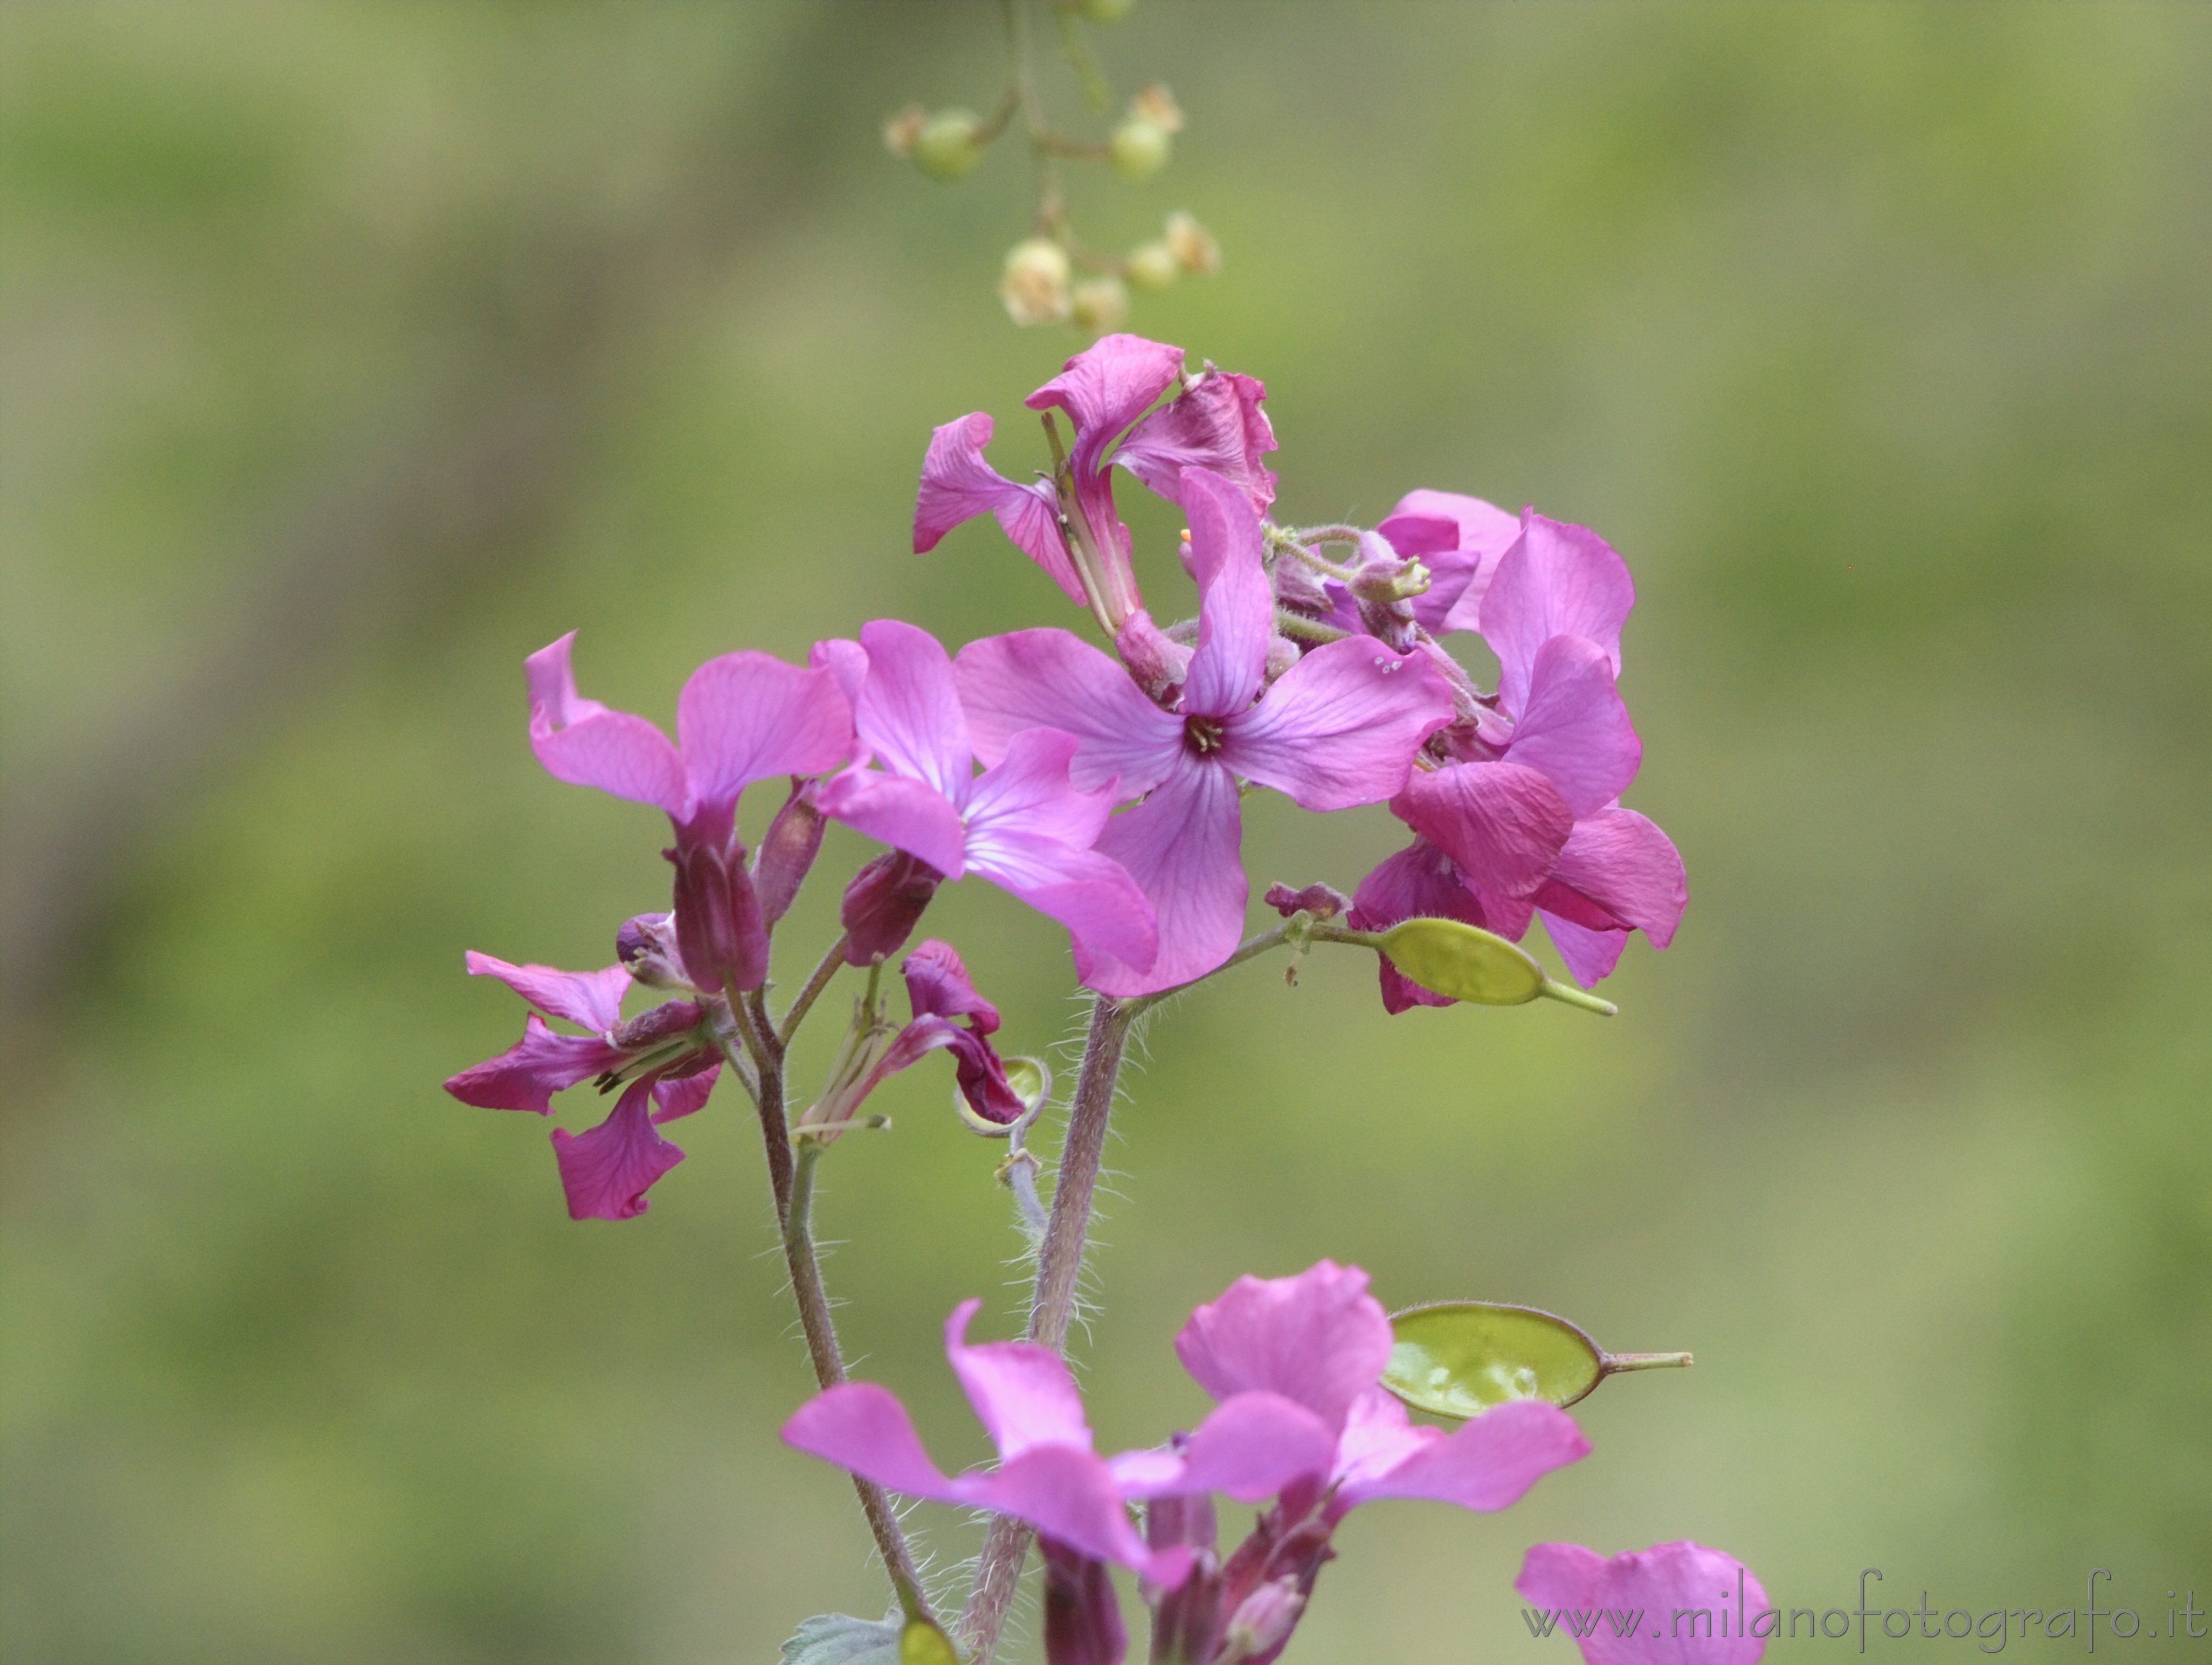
<box><xmin>1385</xmin><ymin>1301</ymin><xmax>1605</xmax><ymax>1415</ymax></box>
<box><xmin>1378</xmin><ymin>918</ymin><xmax>1548</xmax><ymax>1005</ymax></box>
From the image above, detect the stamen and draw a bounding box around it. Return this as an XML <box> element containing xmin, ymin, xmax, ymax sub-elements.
<box><xmin>1184</xmin><ymin>714</ymin><xmax>1226</xmax><ymax>754</ymax></box>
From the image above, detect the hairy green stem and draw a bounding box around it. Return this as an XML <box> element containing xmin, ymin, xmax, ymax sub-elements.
<box><xmin>777</xmin><ymin>932</ymin><xmax>849</xmax><ymax>1050</ymax></box>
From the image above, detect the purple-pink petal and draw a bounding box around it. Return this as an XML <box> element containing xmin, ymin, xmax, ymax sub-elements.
<box><xmin>782</xmin><ymin>1379</ymin><xmax>964</xmax><ymax>1503</ymax></box>
<box><xmin>1350</xmin><ymin>838</ymin><xmax>1487</xmax><ymax>1012</ymax></box>
<box><xmin>1391</xmin><ymin>760</ymin><xmax>1574</xmax><ymax>900</ymax></box>
<box><xmin>1515</xmin><ymin>1541</ymin><xmax>1771</xmax><ymax>1665</ymax></box>
<box><xmin>550</xmin><ymin>1077</ymin><xmax>685</xmax><ymax>1220</ymax></box>
<box><xmin>1547</xmin><ymin>808</ymin><xmax>1686</xmax><ymax>947</ymax></box>
<box><xmin>1538</xmin><ymin>910</ymin><xmax>1632</xmax><ymax>988</ymax></box>
<box><xmin>1115</xmin><ymin>1391</ymin><xmax>1339</xmax><ymax>1504</ymax></box>
<box><xmin>964</xmin><ymin>829</ymin><xmax>1160</xmax><ymax>975</ymax></box>
<box><xmin>444</xmin><ymin>1014</ymin><xmax>623</xmax><ymax>1115</ymax></box>
<box><xmin>1335</xmin><ymin>1395</ymin><xmax>1588</xmax><ymax>1512</ymax></box>
<box><xmin>902</xmin><ymin>939</ymin><xmax>999</xmax><ymax>1033</ymax></box>
<box><xmin>1388</xmin><ymin>490</ymin><xmax>1524</xmax><ymax>635</ymax></box>
<box><xmin>1173</xmin><ymin>1261</ymin><xmax>1394</xmax><ymax>1432</ymax></box>
<box><xmin>814</xmin><ymin>767</ymin><xmax>971</xmax><ymax>879</ymax></box>
<box><xmin>852</xmin><ymin>620</ymin><xmax>973</xmax><ymax>803</ymax></box>
<box><xmin>1078</xmin><ymin>754</ymin><xmax>1245</xmax><ymax>996</ymax></box>
<box><xmin>649</xmin><ymin>1060</ymin><xmax>720</xmax><ymax>1123</ymax></box>
<box><xmin>944</xmin><ymin>1298</ymin><xmax>1094</xmax><ymax>1461</ymax></box>
<box><xmin>1178</xmin><ymin>467</ymin><xmax>1274</xmax><ymax>719</ymax></box>
<box><xmin>955</xmin><ymin>628</ymin><xmax>1183</xmax><ymax>796</ymax></box>
<box><xmin>913</xmin><ymin>413</ymin><xmax>1081</xmax><ymax>604</ymax></box>
<box><xmin>976</xmin><ymin>1445</ymin><xmax>1185</xmax><ymax>1583</ymax></box>
<box><xmin>1506</xmin><ymin>635</ymin><xmax>1643</xmax><ymax>817</ymax></box>
<box><xmin>1023</xmin><ymin>334</ymin><xmax>1187</xmax><ymax>473</ymax></box>
<box><xmin>1115</xmin><ymin>365</ymin><xmax>1277</xmax><ymax>514</ymax></box>
<box><xmin>674</xmin><ymin>650</ymin><xmax>852</xmax><ymax>813</ymax></box>
<box><xmin>1223</xmin><ymin>638</ymin><xmax>1453</xmax><ymax>811</ymax></box>
<box><xmin>526</xmin><ymin>634</ymin><xmax>687</xmax><ymax>814</ymax></box>
<box><xmin>962</xmin><ymin>727</ymin><xmax>1117</xmax><ymax>854</ymax></box>
<box><xmin>464</xmin><ymin>951</ymin><xmax>631</xmax><ymax>1033</ymax></box>
<box><xmin>1480</xmin><ymin>514</ymin><xmax>1635</xmax><ymax>718</ymax></box>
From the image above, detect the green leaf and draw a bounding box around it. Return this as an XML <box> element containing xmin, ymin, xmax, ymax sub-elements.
<box><xmin>779</xmin><ymin>1612</ymin><xmax>902</xmax><ymax>1665</ymax></box>
<box><xmin>1382</xmin><ymin>1301</ymin><xmax>1691</xmax><ymax>1419</ymax></box>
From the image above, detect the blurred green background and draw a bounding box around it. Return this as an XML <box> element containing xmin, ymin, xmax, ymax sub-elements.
<box><xmin>4</xmin><ymin>4</ymin><xmax>2207</xmax><ymax>1661</ymax></box>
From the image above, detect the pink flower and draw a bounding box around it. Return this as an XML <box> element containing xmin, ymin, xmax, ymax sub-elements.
<box><xmin>956</xmin><ymin>469</ymin><xmax>1454</xmax><ymax>995</ymax></box>
<box><xmin>913</xmin><ymin>334</ymin><xmax>1275</xmax><ymax>633</ymax></box>
<box><xmin>1517</xmin><ymin>1542</ymin><xmax>1773</xmax><ymax>1665</ymax></box>
<box><xmin>524</xmin><ymin>633</ymin><xmax>852</xmax><ymax>993</ymax></box>
<box><xmin>812</xmin><ymin>619</ymin><xmax>1159</xmax><ymax>978</ymax></box>
<box><xmin>443</xmin><ymin>951</ymin><xmax>720</xmax><ymax>1220</ymax></box>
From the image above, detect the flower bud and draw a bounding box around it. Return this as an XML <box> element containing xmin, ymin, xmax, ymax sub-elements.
<box><xmin>881</xmin><ymin>103</ymin><xmax>927</xmax><ymax>159</ymax></box>
<box><xmin>912</xmin><ymin>107</ymin><xmax>985</xmax><ymax>181</ymax></box>
<box><xmin>1069</xmin><ymin>275</ymin><xmax>1129</xmax><ymax>334</ymax></box>
<box><xmin>615</xmin><ymin>912</ymin><xmax>692</xmax><ymax>990</ymax></box>
<box><xmin>997</xmin><ymin>237</ymin><xmax>1073</xmax><ymax>326</ymax></box>
<box><xmin>1263</xmin><ymin>882</ymin><xmax>1351</xmax><ymax>921</ymax></box>
<box><xmin>1109</xmin><ymin>116</ymin><xmax>1172</xmax><ymax>180</ymax></box>
<box><xmin>1223</xmin><ymin>1578</ymin><xmax>1306</xmax><ymax>1657</ymax></box>
<box><xmin>840</xmin><ymin>851</ymin><xmax>943</xmax><ymax>966</ymax></box>
<box><xmin>1128</xmin><ymin>81</ymin><xmax>1185</xmax><ymax>133</ymax></box>
<box><xmin>752</xmin><ymin>778</ymin><xmax>825</xmax><ymax>926</ymax></box>
<box><xmin>1041</xmin><ymin>1538</ymin><xmax>1126</xmax><ymax>1665</ymax></box>
<box><xmin>1123</xmin><ymin>239</ymin><xmax>1180</xmax><ymax>292</ymax></box>
<box><xmin>1164</xmin><ymin>210</ymin><xmax>1221</xmax><ymax>275</ymax></box>
<box><xmin>666</xmin><ymin>817</ymin><xmax>769</xmax><ymax>993</ymax></box>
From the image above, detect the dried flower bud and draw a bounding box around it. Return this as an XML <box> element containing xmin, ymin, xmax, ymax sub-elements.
<box><xmin>913</xmin><ymin>107</ymin><xmax>985</xmax><ymax>181</ymax></box>
<box><xmin>1263</xmin><ymin>881</ymin><xmax>1352</xmax><ymax>920</ymax></box>
<box><xmin>1164</xmin><ymin>210</ymin><xmax>1221</xmax><ymax>276</ymax></box>
<box><xmin>1109</xmin><ymin>116</ymin><xmax>1172</xmax><ymax>180</ymax></box>
<box><xmin>1128</xmin><ymin>81</ymin><xmax>1185</xmax><ymax>133</ymax></box>
<box><xmin>1123</xmin><ymin>239</ymin><xmax>1180</xmax><ymax>292</ymax></box>
<box><xmin>1069</xmin><ymin>275</ymin><xmax>1129</xmax><ymax>334</ymax></box>
<box><xmin>881</xmin><ymin>103</ymin><xmax>927</xmax><ymax>158</ymax></box>
<box><xmin>997</xmin><ymin>237</ymin><xmax>1073</xmax><ymax>326</ymax></box>
<box><xmin>616</xmin><ymin>911</ymin><xmax>692</xmax><ymax>990</ymax></box>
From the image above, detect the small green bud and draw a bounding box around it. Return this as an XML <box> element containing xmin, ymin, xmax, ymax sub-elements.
<box><xmin>1123</xmin><ymin>239</ymin><xmax>1180</xmax><ymax>292</ymax></box>
<box><xmin>1077</xmin><ymin>0</ymin><xmax>1136</xmax><ymax>20</ymax></box>
<box><xmin>900</xmin><ymin>1618</ymin><xmax>960</xmax><ymax>1665</ymax></box>
<box><xmin>913</xmin><ymin>108</ymin><xmax>985</xmax><ymax>181</ymax></box>
<box><xmin>1109</xmin><ymin>116</ymin><xmax>1172</xmax><ymax>181</ymax></box>
<box><xmin>1069</xmin><ymin>275</ymin><xmax>1130</xmax><ymax>334</ymax></box>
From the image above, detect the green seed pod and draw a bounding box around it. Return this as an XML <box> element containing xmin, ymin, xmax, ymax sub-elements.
<box><xmin>914</xmin><ymin>108</ymin><xmax>984</xmax><ymax>181</ymax></box>
<box><xmin>1384</xmin><ymin>1300</ymin><xmax>1692</xmax><ymax>1419</ymax></box>
<box><xmin>1109</xmin><ymin>117</ymin><xmax>1172</xmax><ymax>181</ymax></box>
<box><xmin>1378</xmin><ymin>917</ymin><xmax>1546</xmax><ymax>1004</ymax></box>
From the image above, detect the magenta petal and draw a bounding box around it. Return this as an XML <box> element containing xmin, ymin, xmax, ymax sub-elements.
<box><xmin>782</xmin><ymin>1380</ymin><xmax>964</xmax><ymax>1504</ymax></box>
<box><xmin>464</xmin><ymin>952</ymin><xmax>630</xmax><ymax>1032</ymax></box>
<box><xmin>1078</xmin><ymin>754</ymin><xmax>1244</xmax><ymax>996</ymax></box>
<box><xmin>902</xmin><ymin>939</ymin><xmax>1000</xmax><ymax>1033</ymax></box>
<box><xmin>1178</xmin><ymin>467</ymin><xmax>1274</xmax><ymax>719</ymax></box>
<box><xmin>955</xmin><ymin>628</ymin><xmax>1182</xmax><ymax>794</ymax></box>
<box><xmin>1392</xmin><ymin>761</ymin><xmax>1574</xmax><ymax>899</ymax></box>
<box><xmin>913</xmin><ymin>413</ymin><xmax>1082</xmax><ymax>603</ymax></box>
<box><xmin>1222</xmin><ymin>639</ymin><xmax>1454</xmax><ymax>811</ymax></box>
<box><xmin>945</xmin><ymin>1298</ymin><xmax>1095</xmax><ymax>1461</ymax></box>
<box><xmin>550</xmin><ymin>1078</ymin><xmax>685</xmax><ymax>1220</ymax></box>
<box><xmin>1507</xmin><ymin>635</ymin><xmax>1643</xmax><ymax>817</ymax></box>
<box><xmin>1116</xmin><ymin>1392</ymin><xmax>1339</xmax><ymax>1504</ymax></box>
<box><xmin>1337</xmin><ymin>1395</ymin><xmax>1588</xmax><ymax>1511</ymax></box>
<box><xmin>1516</xmin><ymin>1541</ymin><xmax>1772</xmax><ymax>1665</ymax></box>
<box><xmin>649</xmin><ymin>1060</ymin><xmax>719</xmax><ymax>1123</ymax></box>
<box><xmin>854</xmin><ymin>620</ymin><xmax>973</xmax><ymax>802</ymax></box>
<box><xmin>965</xmin><ymin>829</ymin><xmax>1160</xmax><ymax>974</ymax></box>
<box><xmin>808</xmin><ymin>636</ymin><xmax>869</xmax><ymax>713</ymax></box>
<box><xmin>1024</xmin><ymin>334</ymin><xmax>1187</xmax><ymax>468</ymax></box>
<box><xmin>1481</xmin><ymin>514</ymin><xmax>1635</xmax><ymax>717</ymax></box>
<box><xmin>1115</xmin><ymin>365</ymin><xmax>1277</xmax><ymax>513</ymax></box>
<box><xmin>1387</xmin><ymin>491</ymin><xmax>1523</xmax><ymax>636</ymax></box>
<box><xmin>971</xmin><ymin>1445</ymin><xmax>1179</xmax><ymax>1581</ymax></box>
<box><xmin>963</xmin><ymin>727</ymin><xmax>1116</xmax><ymax>852</ymax></box>
<box><xmin>675</xmin><ymin>651</ymin><xmax>852</xmax><ymax>812</ymax></box>
<box><xmin>526</xmin><ymin>635</ymin><xmax>686</xmax><ymax>814</ymax></box>
<box><xmin>1548</xmin><ymin>808</ymin><xmax>1686</xmax><ymax>946</ymax></box>
<box><xmin>1538</xmin><ymin>910</ymin><xmax>1631</xmax><ymax>986</ymax></box>
<box><xmin>814</xmin><ymin>767</ymin><xmax>971</xmax><ymax>879</ymax></box>
<box><xmin>1173</xmin><ymin>1261</ymin><xmax>1394</xmax><ymax>1431</ymax></box>
<box><xmin>444</xmin><ymin>1015</ymin><xmax>621</xmax><ymax>1114</ymax></box>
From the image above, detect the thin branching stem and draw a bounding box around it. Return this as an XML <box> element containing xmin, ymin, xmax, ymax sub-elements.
<box><xmin>778</xmin><ymin>932</ymin><xmax>850</xmax><ymax>1050</ymax></box>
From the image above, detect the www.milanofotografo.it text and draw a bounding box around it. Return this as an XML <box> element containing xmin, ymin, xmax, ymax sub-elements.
<box><xmin>1524</xmin><ymin>1570</ymin><xmax>2207</xmax><ymax>1651</ymax></box>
